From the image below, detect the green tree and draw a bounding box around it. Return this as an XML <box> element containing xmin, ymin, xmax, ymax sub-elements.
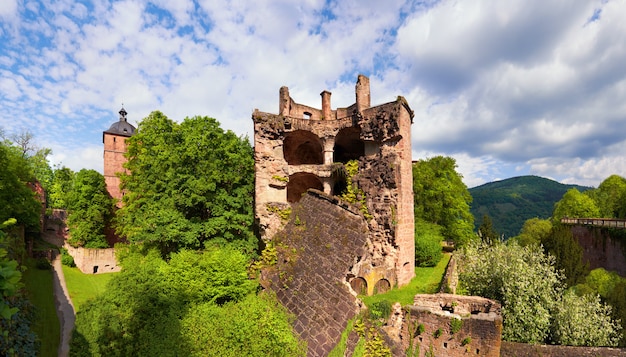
<box><xmin>552</xmin><ymin>188</ymin><xmax>600</xmax><ymax>221</ymax></box>
<box><xmin>513</xmin><ymin>218</ymin><xmax>552</xmax><ymax>247</ymax></box>
<box><xmin>414</xmin><ymin>220</ymin><xmax>443</xmax><ymax>267</ymax></box>
<box><xmin>412</xmin><ymin>156</ymin><xmax>474</xmax><ymax>247</ymax></box>
<box><xmin>477</xmin><ymin>214</ymin><xmax>500</xmax><ymax>245</ymax></box>
<box><xmin>116</xmin><ymin>112</ymin><xmax>256</xmax><ymax>256</ymax></box>
<box><xmin>542</xmin><ymin>224</ymin><xmax>588</xmax><ymax>287</ymax></box>
<box><xmin>66</xmin><ymin>169</ymin><xmax>114</xmax><ymax>248</ymax></box>
<box><xmin>48</xmin><ymin>166</ymin><xmax>75</xmax><ymax>209</ymax></box>
<box><xmin>586</xmin><ymin>175</ymin><xmax>626</xmax><ymax>218</ymax></box>
<box><xmin>551</xmin><ymin>290</ymin><xmax>621</xmax><ymax>347</ymax></box>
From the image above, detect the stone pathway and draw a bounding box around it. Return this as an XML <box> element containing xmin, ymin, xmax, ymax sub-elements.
<box><xmin>51</xmin><ymin>251</ymin><xmax>75</xmax><ymax>357</ymax></box>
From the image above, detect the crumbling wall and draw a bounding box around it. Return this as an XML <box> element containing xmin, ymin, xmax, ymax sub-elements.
<box><xmin>65</xmin><ymin>245</ymin><xmax>120</xmax><ymax>274</ymax></box>
<box><xmin>501</xmin><ymin>341</ymin><xmax>626</xmax><ymax>356</ymax></box>
<box><xmin>390</xmin><ymin>294</ymin><xmax>502</xmax><ymax>357</ymax></box>
<box><xmin>262</xmin><ymin>190</ymin><xmax>369</xmax><ymax>357</ymax></box>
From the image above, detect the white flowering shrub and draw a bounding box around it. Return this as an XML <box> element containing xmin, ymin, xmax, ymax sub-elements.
<box><xmin>552</xmin><ymin>290</ymin><xmax>621</xmax><ymax>347</ymax></box>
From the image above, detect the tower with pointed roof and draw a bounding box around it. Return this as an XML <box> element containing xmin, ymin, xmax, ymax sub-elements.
<box><xmin>103</xmin><ymin>107</ymin><xmax>136</xmax><ymax>207</ymax></box>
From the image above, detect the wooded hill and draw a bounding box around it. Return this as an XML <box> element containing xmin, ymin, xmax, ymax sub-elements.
<box><xmin>469</xmin><ymin>175</ymin><xmax>592</xmax><ymax>238</ymax></box>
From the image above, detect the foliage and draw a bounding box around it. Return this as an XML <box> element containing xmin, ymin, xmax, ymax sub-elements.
<box><xmin>414</xmin><ymin>220</ymin><xmax>443</xmax><ymax>267</ymax></box>
<box><xmin>369</xmin><ymin>300</ymin><xmax>392</xmax><ymax>320</ymax></box>
<box><xmin>450</xmin><ymin>317</ymin><xmax>463</xmax><ymax>334</ymax></box>
<box><xmin>66</xmin><ymin>169</ymin><xmax>114</xmax><ymax>248</ymax></box>
<box><xmin>60</xmin><ymin>248</ymin><xmax>75</xmax><ymax>267</ymax></box>
<box><xmin>469</xmin><ymin>175</ymin><xmax>591</xmax><ymax>238</ymax></box>
<box><xmin>552</xmin><ymin>188</ymin><xmax>600</xmax><ymax>222</ymax></box>
<box><xmin>47</xmin><ymin>167</ymin><xmax>75</xmax><ymax>209</ymax></box>
<box><xmin>586</xmin><ymin>175</ymin><xmax>626</xmax><ymax>218</ymax></box>
<box><xmin>340</xmin><ymin>160</ymin><xmax>372</xmax><ymax>220</ymax></box>
<box><xmin>181</xmin><ymin>292</ymin><xmax>306</xmax><ymax>357</ymax></box>
<box><xmin>551</xmin><ymin>290</ymin><xmax>621</xmax><ymax>347</ymax></box>
<box><xmin>458</xmin><ymin>241</ymin><xmax>562</xmax><ymax>343</ymax></box>
<box><xmin>116</xmin><ymin>112</ymin><xmax>256</xmax><ymax>256</ymax></box>
<box><xmin>512</xmin><ymin>218</ymin><xmax>552</xmax><ymax>247</ymax></box>
<box><xmin>71</xmin><ymin>247</ymin><xmax>303</xmax><ymax>356</ymax></box>
<box><xmin>541</xmin><ymin>224</ymin><xmax>588</xmax><ymax>287</ymax></box>
<box><xmin>413</xmin><ymin>156</ymin><xmax>474</xmax><ymax>246</ymax></box>
<box><xmin>477</xmin><ymin>214</ymin><xmax>500</xmax><ymax>245</ymax></box>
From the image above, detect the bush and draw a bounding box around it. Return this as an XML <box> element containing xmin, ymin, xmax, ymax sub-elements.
<box><xmin>35</xmin><ymin>257</ymin><xmax>51</xmax><ymax>270</ymax></box>
<box><xmin>369</xmin><ymin>300</ymin><xmax>392</xmax><ymax>320</ymax></box>
<box><xmin>414</xmin><ymin>221</ymin><xmax>443</xmax><ymax>267</ymax></box>
<box><xmin>60</xmin><ymin>248</ymin><xmax>75</xmax><ymax>267</ymax></box>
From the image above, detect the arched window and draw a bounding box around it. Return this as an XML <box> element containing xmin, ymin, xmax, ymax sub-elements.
<box><xmin>283</xmin><ymin>130</ymin><xmax>324</xmax><ymax>165</ymax></box>
<box><xmin>286</xmin><ymin>172</ymin><xmax>323</xmax><ymax>203</ymax></box>
<box><xmin>333</xmin><ymin>127</ymin><xmax>364</xmax><ymax>163</ymax></box>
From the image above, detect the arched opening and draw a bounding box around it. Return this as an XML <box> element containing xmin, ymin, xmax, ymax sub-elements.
<box><xmin>331</xmin><ymin>164</ymin><xmax>348</xmax><ymax>196</ymax></box>
<box><xmin>373</xmin><ymin>278</ymin><xmax>391</xmax><ymax>294</ymax></box>
<box><xmin>333</xmin><ymin>127</ymin><xmax>364</xmax><ymax>163</ymax></box>
<box><xmin>287</xmin><ymin>172</ymin><xmax>323</xmax><ymax>203</ymax></box>
<box><xmin>283</xmin><ymin>130</ymin><xmax>324</xmax><ymax>165</ymax></box>
<box><xmin>350</xmin><ymin>277</ymin><xmax>368</xmax><ymax>295</ymax></box>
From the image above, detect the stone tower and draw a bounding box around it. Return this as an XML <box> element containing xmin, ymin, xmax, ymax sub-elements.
<box><xmin>103</xmin><ymin>107</ymin><xmax>136</xmax><ymax>207</ymax></box>
<box><xmin>252</xmin><ymin>74</ymin><xmax>415</xmax><ymax>290</ymax></box>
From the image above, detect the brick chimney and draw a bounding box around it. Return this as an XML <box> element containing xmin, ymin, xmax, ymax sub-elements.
<box><xmin>355</xmin><ymin>74</ymin><xmax>370</xmax><ymax>113</ymax></box>
<box><xmin>321</xmin><ymin>90</ymin><xmax>332</xmax><ymax>120</ymax></box>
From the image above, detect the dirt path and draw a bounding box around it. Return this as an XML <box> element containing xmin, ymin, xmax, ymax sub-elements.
<box><xmin>51</xmin><ymin>252</ymin><xmax>75</xmax><ymax>357</ymax></box>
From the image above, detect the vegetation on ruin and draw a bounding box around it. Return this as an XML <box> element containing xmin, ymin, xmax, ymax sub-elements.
<box><xmin>413</xmin><ymin>156</ymin><xmax>474</xmax><ymax>248</ymax></box>
<box><xmin>339</xmin><ymin>160</ymin><xmax>372</xmax><ymax>220</ymax></box>
<box><xmin>115</xmin><ymin>111</ymin><xmax>256</xmax><ymax>256</ymax></box>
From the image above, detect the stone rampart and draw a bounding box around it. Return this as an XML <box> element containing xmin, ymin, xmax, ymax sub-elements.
<box><xmin>501</xmin><ymin>341</ymin><xmax>626</xmax><ymax>356</ymax></box>
<box><xmin>262</xmin><ymin>190</ymin><xmax>369</xmax><ymax>357</ymax></box>
<box><xmin>570</xmin><ymin>225</ymin><xmax>626</xmax><ymax>276</ymax></box>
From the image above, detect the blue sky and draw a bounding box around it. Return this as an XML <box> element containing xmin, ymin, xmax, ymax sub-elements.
<box><xmin>1</xmin><ymin>0</ymin><xmax>625</xmax><ymax>188</ymax></box>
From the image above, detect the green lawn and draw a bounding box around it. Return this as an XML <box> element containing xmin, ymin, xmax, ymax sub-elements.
<box><xmin>361</xmin><ymin>253</ymin><xmax>451</xmax><ymax>307</ymax></box>
<box><xmin>62</xmin><ymin>266</ymin><xmax>116</xmax><ymax>312</ymax></box>
<box><xmin>23</xmin><ymin>259</ymin><xmax>60</xmax><ymax>357</ymax></box>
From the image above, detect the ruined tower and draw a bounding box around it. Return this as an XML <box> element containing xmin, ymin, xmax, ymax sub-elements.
<box><xmin>103</xmin><ymin>107</ymin><xmax>136</xmax><ymax>207</ymax></box>
<box><xmin>253</xmin><ymin>74</ymin><xmax>415</xmax><ymax>290</ymax></box>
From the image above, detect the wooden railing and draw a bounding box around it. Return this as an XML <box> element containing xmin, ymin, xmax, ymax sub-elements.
<box><xmin>560</xmin><ymin>217</ymin><xmax>626</xmax><ymax>229</ymax></box>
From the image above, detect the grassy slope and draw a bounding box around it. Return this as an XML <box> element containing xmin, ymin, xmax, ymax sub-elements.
<box><xmin>23</xmin><ymin>259</ymin><xmax>60</xmax><ymax>357</ymax></box>
<box><xmin>361</xmin><ymin>253</ymin><xmax>451</xmax><ymax>307</ymax></box>
<box><xmin>61</xmin><ymin>266</ymin><xmax>115</xmax><ymax>312</ymax></box>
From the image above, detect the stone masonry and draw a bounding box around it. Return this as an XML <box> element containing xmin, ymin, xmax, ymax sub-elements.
<box><xmin>103</xmin><ymin>107</ymin><xmax>136</xmax><ymax>207</ymax></box>
<box><xmin>253</xmin><ymin>75</ymin><xmax>415</xmax><ymax>291</ymax></box>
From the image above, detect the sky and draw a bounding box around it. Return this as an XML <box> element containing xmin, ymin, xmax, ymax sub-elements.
<box><xmin>1</xmin><ymin>0</ymin><xmax>625</xmax><ymax>188</ymax></box>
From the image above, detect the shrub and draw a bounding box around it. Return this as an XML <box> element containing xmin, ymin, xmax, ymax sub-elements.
<box><xmin>369</xmin><ymin>300</ymin><xmax>392</xmax><ymax>320</ymax></box>
<box><xmin>60</xmin><ymin>248</ymin><xmax>75</xmax><ymax>267</ymax></box>
<box><xmin>35</xmin><ymin>257</ymin><xmax>51</xmax><ymax>270</ymax></box>
<box><xmin>414</xmin><ymin>221</ymin><xmax>443</xmax><ymax>267</ymax></box>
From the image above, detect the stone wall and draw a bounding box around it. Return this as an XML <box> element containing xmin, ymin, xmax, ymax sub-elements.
<box><xmin>390</xmin><ymin>294</ymin><xmax>502</xmax><ymax>357</ymax></box>
<box><xmin>501</xmin><ymin>341</ymin><xmax>626</xmax><ymax>356</ymax></box>
<box><xmin>65</xmin><ymin>245</ymin><xmax>120</xmax><ymax>274</ymax></box>
<box><xmin>262</xmin><ymin>190</ymin><xmax>369</xmax><ymax>357</ymax></box>
<box><xmin>570</xmin><ymin>225</ymin><xmax>626</xmax><ymax>276</ymax></box>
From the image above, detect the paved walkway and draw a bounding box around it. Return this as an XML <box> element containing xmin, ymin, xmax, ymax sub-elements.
<box><xmin>51</xmin><ymin>251</ymin><xmax>75</xmax><ymax>357</ymax></box>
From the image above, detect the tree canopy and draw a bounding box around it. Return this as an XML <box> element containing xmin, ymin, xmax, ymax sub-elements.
<box><xmin>115</xmin><ymin>112</ymin><xmax>256</xmax><ymax>256</ymax></box>
<box><xmin>412</xmin><ymin>156</ymin><xmax>474</xmax><ymax>247</ymax></box>
<box><xmin>552</xmin><ymin>188</ymin><xmax>600</xmax><ymax>222</ymax></box>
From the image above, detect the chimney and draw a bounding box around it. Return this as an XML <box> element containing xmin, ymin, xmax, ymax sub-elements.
<box><xmin>355</xmin><ymin>74</ymin><xmax>370</xmax><ymax>113</ymax></box>
<box><xmin>279</xmin><ymin>86</ymin><xmax>290</xmax><ymax>116</ymax></box>
<box><xmin>321</xmin><ymin>90</ymin><xmax>332</xmax><ymax>120</ymax></box>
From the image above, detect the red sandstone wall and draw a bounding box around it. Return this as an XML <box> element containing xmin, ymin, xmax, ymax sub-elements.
<box><xmin>103</xmin><ymin>133</ymin><xmax>130</xmax><ymax>206</ymax></box>
<box><xmin>501</xmin><ymin>341</ymin><xmax>626</xmax><ymax>356</ymax></box>
<box><xmin>571</xmin><ymin>225</ymin><xmax>626</xmax><ymax>276</ymax></box>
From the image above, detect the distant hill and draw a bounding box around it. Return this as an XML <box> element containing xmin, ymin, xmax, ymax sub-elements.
<box><xmin>469</xmin><ymin>175</ymin><xmax>592</xmax><ymax>238</ymax></box>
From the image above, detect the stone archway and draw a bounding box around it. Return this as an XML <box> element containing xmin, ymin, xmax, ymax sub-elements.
<box><xmin>283</xmin><ymin>130</ymin><xmax>324</xmax><ymax>165</ymax></box>
<box><xmin>287</xmin><ymin>172</ymin><xmax>323</xmax><ymax>203</ymax></box>
<box><xmin>373</xmin><ymin>278</ymin><xmax>391</xmax><ymax>294</ymax></box>
<box><xmin>333</xmin><ymin>127</ymin><xmax>364</xmax><ymax>163</ymax></box>
<box><xmin>350</xmin><ymin>277</ymin><xmax>368</xmax><ymax>295</ymax></box>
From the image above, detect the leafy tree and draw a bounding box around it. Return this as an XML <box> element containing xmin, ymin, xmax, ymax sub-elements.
<box><xmin>513</xmin><ymin>218</ymin><xmax>552</xmax><ymax>247</ymax></box>
<box><xmin>413</xmin><ymin>156</ymin><xmax>474</xmax><ymax>247</ymax></box>
<box><xmin>542</xmin><ymin>224</ymin><xmax>588</xmax><ymax>287</ymax></box>
<box><xmin>477</xmin><ymin>214</ymin><xmax>500</xmax><ymax>245</ymax></box>
<box><xmin>551</xmin><ymin>290</ymin><xmax>621</xmax><ymax>347</ymax></box>
<box><xmin>586</xmin><ymin>175</ymin><xmax>626</xmax><ymax>218</ymax></box>
<box><xmin>71</xmin><ymin>247</ymin><xmax>304</xmax><ymax>356</ymax></box>
<box><xmin>66</xmin><ymin>169</ymin><xmax>114</xmax><ymax>248</ymax></box>
<box><xmin>116</xmin><ymin>112</ymin><xmax>256</xmax><ymax>256</ymax></box>
<box><xmin>48</xmin><ymin>167</ymin><xmax>75</xmax><ymax>209</ymax></box>
<box><xmin>552</xmin><ymin>188</ymin><xmax>600</xmax><ymax>221</ymax></box>
<box><xmin>459</xmin><ymin>241</ymin><xmax>561</xmax><ymax>343</ymax></box>
<box><xmin>414</xmin><ymin>220</ymin><xmax>443</xmax><ymax>267</ymax></box>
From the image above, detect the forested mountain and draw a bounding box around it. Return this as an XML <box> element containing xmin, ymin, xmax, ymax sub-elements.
<box><xmin>469</xmin><ymin>175</ymin><xmax>592</xmax><ymax>238</ymax></box>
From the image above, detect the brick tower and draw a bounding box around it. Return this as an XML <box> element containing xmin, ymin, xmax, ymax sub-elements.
<box><xmin>253</xmin><ymin>75</ymin><xmax>415</xmax><ymax>290</ymax></box>
<box><xmin>103</xmin><ymin>107</ymin><xmax>136</xmax><ymax>207</ymax></box>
